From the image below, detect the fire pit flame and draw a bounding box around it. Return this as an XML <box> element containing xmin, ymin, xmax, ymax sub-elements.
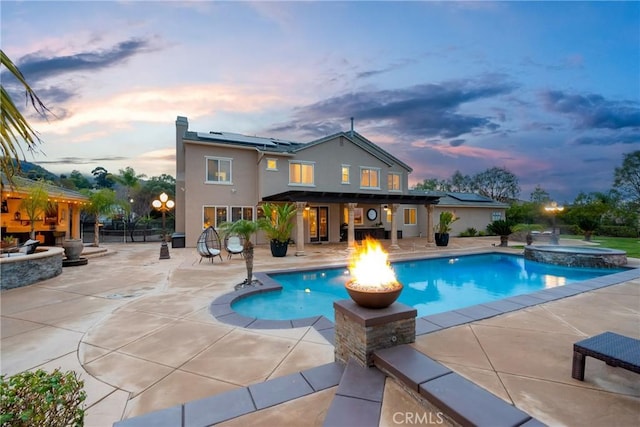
<box><xmin>346</xmin><ymin>237</ymin><xmax>402</xmax><ymax>308</ymax></box>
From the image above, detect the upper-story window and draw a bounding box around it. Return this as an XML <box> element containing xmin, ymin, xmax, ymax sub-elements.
<box><xmin>360</xmin><ymin>167</ymin><xmax>380</xmax><ymax>189</ymax></box>
<box><xmin>289</xmin><ymin>161</ymin><xmax>315</xmax><ymax>185</ymax></box>
<box><xmin>341</xmin><ymin>165</ymin><xmax>350</xmax><ymax>184</ymax></box>
<box><xmin>206</xmin><ymin>157</ymin><xmax>232</xmax><ymax>184</ymax></box>
<box><xmin>266</xmin><ymin>159</ymin><xmax>278</xmax><ymax>171</ymax></box>
<box><xmin>388</xmin><ymin>173</ymin><xmax>401</xmax><ymax>192</ymax></box>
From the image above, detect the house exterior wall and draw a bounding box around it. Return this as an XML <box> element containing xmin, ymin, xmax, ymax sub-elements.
<box><xmin>420</xmin><ymin>205</ymin><xmax>506</xmax><ymax>236</ymax></box>
<box><xmin>182</xmin><ymin>142</ymin><xmax>260</xmax><ymax>246</ymax></box>
<box><xmin>176</xmin><ymin>117</ymin><xmax>506</xmax><ymax>246</ymax></box>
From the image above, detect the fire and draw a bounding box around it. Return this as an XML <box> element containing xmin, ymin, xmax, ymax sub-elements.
<box><xmin>349</xmin><ymin>237</ymin><xmax>399</xmax><ymax>290</ymax></box>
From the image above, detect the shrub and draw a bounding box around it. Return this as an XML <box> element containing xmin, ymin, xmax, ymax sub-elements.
<box><xmin>597</xmin><ymin>225</ymin><xmax>638</xmax><ymax>238</ymax></box>
<box><xmin>0</xmin><ymin>369</ymin><xmax>86</xmax><ymax>427</ymax></box>
<box><xmin>486</xmin><ymin>220</ymin><xmax>513</xmax><ymax>236</ymax></box>
<box><xmin>459</xmin><ymin>227</ymin><xmax>478</xmax><ymax>237</ymax></box>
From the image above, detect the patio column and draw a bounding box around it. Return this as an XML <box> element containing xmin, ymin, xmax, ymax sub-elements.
<box><xmin>426</xmin><ymin>204</ymin><xmax>435</xmax><ymax>246</ymax></box>
<box><xmin>295</xmin><ymin>201</ymin><xmax>306</xmax><ymax>256</ymax></box>
<box><xmin>389</xmin><ymin>203</ymin><xmax>400</xmax><ymax>250</ymax></box>
<box><xmin>71</xmin><ymin>205</ymin><xmax>82</xmax><ymax>240</ymax></box>
<box><xmin>347</xmin><ymin>203</ymin><xmax>357</xmax><ymax>251</ymax></box>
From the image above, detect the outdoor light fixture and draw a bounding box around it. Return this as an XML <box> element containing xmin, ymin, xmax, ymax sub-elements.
<box><xmin>152</xmin><ymin>192</ymin><xmax>175</xmax><ymax>259</ymax></box>
<box><xmin>544</xmin><ymin>201</ymin><xmax>564</xmax><ymax>245</ymax></box>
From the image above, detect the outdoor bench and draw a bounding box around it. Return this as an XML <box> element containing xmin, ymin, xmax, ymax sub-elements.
<box><xmin>572</xmin><ymin>331</ymin><xmax>640</xmax><ymax>381</ymax></box>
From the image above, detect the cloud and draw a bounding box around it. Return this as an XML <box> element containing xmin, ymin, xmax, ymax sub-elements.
<box><xmin>449</xmin><ymin>139</ymin><xmax>465</xmax><ymax>147</ymax></box>
<box><xmin>541</xmin><ymin>90</ymin><xmax>640</xmax><ymax>131</ymax></box>
<box><xmin>35</xmin><ymin>156</ymin><xmax>127</xmax><ymax>166</ymax></box>
<box><xmin>571</xmin><ymin>131</ymin><xmax>640</xmax><ymax>145</ymax></box>
<box><xmin>270</xmin><ymin>77</ymin><xmax>517</xmax><ymax>140</ymax></box>
<box><xmin>14</xmin><ymin>38</ymin><xmax>153</xmax><ymax>83</ymax></box>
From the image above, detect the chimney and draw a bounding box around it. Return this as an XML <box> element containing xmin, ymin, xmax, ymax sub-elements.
<box><xmin>350</xmin><ymin>117</ymin><xmax>354</xmax><ymax>139</ymax></box>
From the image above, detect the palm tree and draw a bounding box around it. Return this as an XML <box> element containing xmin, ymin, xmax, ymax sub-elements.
<box><xmin>82</xmin><ymin>189</ymin><xmax>117</xmax><ymax>247</ymax></box>
<box><xmin>218</xmin><ymin>219</ymin><xmax>260</xmax><ymax>287</ymax></box>
<box><xmin>1</xmin><ymin>50</ymin><xmax>49</xmax><ymax>183</ymax></box>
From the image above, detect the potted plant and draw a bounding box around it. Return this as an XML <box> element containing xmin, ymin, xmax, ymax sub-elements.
<box><xmin>435</xmin><ymin>211</ymin><xmax>458</xmax><ymax>246</ymax></box>
<box><xmin>258</xmin><ymin>202</ymin><xmax>297</xmax><ymax>257</ymax></box>
<box><xmin>487</xmin><ymin>219</ymin><xmax>514</xmax><ymax>247</ymax></box>
<box><xmin>512</xmin><ymin>223</ymin><xmax>544</xmax><ymax>245</ymax></box>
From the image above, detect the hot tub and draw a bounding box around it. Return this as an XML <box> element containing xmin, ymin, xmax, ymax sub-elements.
<box><xmin>524</xmin><ymin>245</ymin><xmax>627</xmax><ymax>268</ymax></box>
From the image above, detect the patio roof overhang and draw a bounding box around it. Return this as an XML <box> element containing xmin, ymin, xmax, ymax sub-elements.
<box><xmin>262</xmin><ymin>190</ymin><xmax>441</xmax><ymax>205</ymax></box>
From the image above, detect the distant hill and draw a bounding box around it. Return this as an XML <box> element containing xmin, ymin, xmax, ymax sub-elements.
<box><xmin>14</xmin><ymin>160</ymin><xmax>60</xmax><ymax>183</ymax></box>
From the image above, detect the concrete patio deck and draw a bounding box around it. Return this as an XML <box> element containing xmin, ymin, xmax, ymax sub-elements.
<box><xmin>1</xmin><ymin>237</ymin><xmax>638</xmax><ymax>426</ymax></box>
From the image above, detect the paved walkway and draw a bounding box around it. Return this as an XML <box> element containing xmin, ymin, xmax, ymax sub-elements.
<box><xmin>1</xmin><ymin>237</ymin><xmax>638</xmax><ymax>426</ymax></box>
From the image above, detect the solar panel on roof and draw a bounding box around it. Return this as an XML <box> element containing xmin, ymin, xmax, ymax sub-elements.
<box><xmin>449</xmin><ymin>193</ymin><xmax>491</xmax><ymax>202</ymax></box>
<box><xmin>196</xmin><ymin>132</ymin><xmax>276</xmax><ymax>147</ymax></box>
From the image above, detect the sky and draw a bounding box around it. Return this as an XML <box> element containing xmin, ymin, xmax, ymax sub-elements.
<box><xmin>2</xmin><ymin>0</ymin><xmax>639</xmax><ymax>202</ymax></box>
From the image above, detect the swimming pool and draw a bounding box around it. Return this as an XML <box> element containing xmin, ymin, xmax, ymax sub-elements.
<box><xmin>231</xmin><ymin>253</ymin><xmax>627</xmax><ymax>321</ymax></box>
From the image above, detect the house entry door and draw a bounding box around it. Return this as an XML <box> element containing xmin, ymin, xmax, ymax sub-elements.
<box><xmin>309</xmin><ymin>207</ymin><xmax>329</xmax><ymax>242</ymax></box>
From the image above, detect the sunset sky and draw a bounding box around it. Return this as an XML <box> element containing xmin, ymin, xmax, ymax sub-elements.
<box><xmin>2</xmin><ymin>1</ymin><xmax>639</xmax><ymax>202</ymax></box>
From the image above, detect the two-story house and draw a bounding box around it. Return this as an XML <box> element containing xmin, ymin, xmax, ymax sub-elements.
<box><xmin>175</xmin><ymin>116</ymin><xmax>507</xmax><ymax>254</ymax></box>
<box><xmin>175</xmin><ymin>116</ymin><xmax>447</xmax><ymax>254</ymax></box>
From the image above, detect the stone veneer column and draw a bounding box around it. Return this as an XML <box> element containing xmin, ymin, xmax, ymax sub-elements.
<box><xmin>334</xmin><ymin>299</ymin><xmax>417</xmax><ymax>367</ymax></box>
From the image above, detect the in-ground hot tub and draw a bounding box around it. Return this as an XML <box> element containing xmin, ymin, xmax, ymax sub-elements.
<box><xmin>524</xmin><ymin>245</ymin><xmax>627</xmax><ymax>268</ymax></box>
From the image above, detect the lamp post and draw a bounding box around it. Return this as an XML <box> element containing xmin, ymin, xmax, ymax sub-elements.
<box><xmin>544</xmin><ymin>201</ymin><xmax>564</xmax><ymax>245</ymax></box>
<box><xmin>152</xmin><ymin>192</ymin><xmax>174</xmax><ymax>259</ymax></box>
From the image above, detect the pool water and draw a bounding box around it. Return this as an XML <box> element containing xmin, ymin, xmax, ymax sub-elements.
<box><xmin>232</xmin><ymin>253</ymin><xmax>626</xmax><ymax>321</ymax></box>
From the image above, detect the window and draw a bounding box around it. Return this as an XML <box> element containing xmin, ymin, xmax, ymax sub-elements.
<box><xmin>492</xmin><ymin>211</ymin><xmax>503</xmax><ymax>221</ymax></box>
<box><xmin>388</xmin><ymin>173</ymin><xmax>401</xmax><ymax>191</ymax></box>
<box><xmin>266</xmin><ymin>159</ymin><xmax>278</xmax><ymax>170</ymax></box>
<box><xmin>341</xmin><ymin>165</ymin><xmax>350</xmax><ymax>184</ymax></box>
<box><xmin>360</xmin><ymin>167</ymin><xmax>380</xmax><ymax>189</ymax></box>
<box><xmin>206</xmin><ymin>157</ymin><xmax>232</xmax><ymax>184</ymax></box>
<box><xmin>231</xmin><ymin>206</ymin><xmax>254</xmax><ymax>222</ymax></box>
<box><xmin>289</xmin><ymin>161</ymin><xmax>314</xmax><ymax>185</ymax></box>
<box><xmin>404</xmin><ymin>208</ymin><xmax>417</xmax><ymax>225</ymax></box>
<box><xmin>203</xmin><ymin>206</ymin><xmax>228</xmax><ymax>228</ymax></box>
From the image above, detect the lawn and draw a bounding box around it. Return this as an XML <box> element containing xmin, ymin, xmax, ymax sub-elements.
<box><xmin>563</xmin><ymin>235</ymin><xmax>640</xmax><ymax>258</ymax></box>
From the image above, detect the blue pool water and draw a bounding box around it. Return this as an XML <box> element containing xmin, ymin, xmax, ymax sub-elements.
<box><xmin>232</xmin><ymin>253</ymin><xmax>626</xmax><ymax>321</ymax></box>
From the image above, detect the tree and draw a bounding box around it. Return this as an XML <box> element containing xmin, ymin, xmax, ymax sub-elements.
<box><xmin>91</xmin><ymin>166</ymin><xmax>114</xmax><ymax>189</ymax></box>
<box><xmin>564</xmin><ymin>192</ymin><xmax>610</xmax><ymax>241</ymax></box>
<box><xmin>530</xmin><ymin>185</ymin><xmax>551</xmax><ymax>204</ymax></box>
<box><xmin>473</xmin><ymin>167</ymin><xmax>520</xmax><ymax>202</ymax></box>
<box><xmin>218</xmin><ymin>219</ymin><xmax>260</xmax><ymax>287</ymax></box>
<box><xmin>1</xmin><ymin>50</ymin><xmax>49</xmax><ymax>183</ymax></box>
<box><xmin>613</xmin><ymin>151</ymin><xmax>640</xmax><ymax>207</ymax></box>
<box><xmin>450</xmin><ymin>170</ymin><xmax>475</xmax><ymax>193</ymax></box>
<box><xmin>413</xmin><ymin>178</ymin><xmax>448</xmax><ymax>191</ymax></box>
<box><xmin>18</xmin><ymin>180</ymin><xmax>49</xmax><ymax>239</ymax></box>
<box><xmin>81</xmin><ymin>189</ymin><xmax>117</xmax><ymax>247</ymax></box>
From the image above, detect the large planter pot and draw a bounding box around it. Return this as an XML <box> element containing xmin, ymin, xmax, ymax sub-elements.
<box><xmin>62</xmin><ymin>239</ymin><xmax>84</xmax><ymax>260</ymax></box>
<box><xmin>435</xmin><ymin>233</ymin><xmax>449</xmax><ymax>247</ymax></box>
<box><xmin>270</xmin><ymin>240</ymin><xmax>289</xmax><ymax>257</ymax></box>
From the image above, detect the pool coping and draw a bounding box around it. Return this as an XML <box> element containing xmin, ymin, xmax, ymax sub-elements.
<box><xmin>210</xmin><ymin>252</ymin><xmax>640</xmax><ymax>343</ymax></box>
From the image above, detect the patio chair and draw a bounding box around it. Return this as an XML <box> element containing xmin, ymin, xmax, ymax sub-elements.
<box><xmin>225</xmin><ymin>234</ymin><xmax>244</xmax><ymax>259</ymax></box>
<box><xmin>196</xmin><ymin>227</ymin><xmax>223</xmax><ymax>263</ymax></box>
<box><xmin>572</xmin><ymin>331</ymin><xmax>640</xmax><ymax>381</ymax></box>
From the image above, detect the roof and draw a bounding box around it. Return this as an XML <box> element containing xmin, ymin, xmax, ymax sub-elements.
<box><xmin>183</xmin><ymin>127</ymin><xmax>412</xmax><ymax>171</ymax></box>
<box><xmin>1</xmin><ymin>174</ymin><xmax>89</xmax><ymax>202</ymax></box>
<box><xmin>297</xmin><ymin>131</ymin><xmax>413</xmax><ymax>172</ymax></box>
<box><xmin>412</xmin><ymin>191</ymin><xmax>509</xmax><ymax>208</ymax></box>
<box><xmin>262</xmin><ymin>190</ymin><xmax>441</xmax><ymax>205</ymax></box>
<box><xmin>183</xmin><ymin>130</ymin><xmax>305</xmax><ymax>153</ymax></box>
